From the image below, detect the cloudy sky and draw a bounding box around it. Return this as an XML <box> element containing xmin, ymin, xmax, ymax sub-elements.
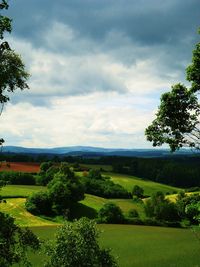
<box><xmin>1</xmin><ymin>0</ymin><xmax>199</xmax><ymax>148</ymax></box>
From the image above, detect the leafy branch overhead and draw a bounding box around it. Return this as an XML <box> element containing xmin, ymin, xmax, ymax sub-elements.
<box><xmin>0</xmin><ymin>0</ymin><xmax>29</xmax><ymax>145</ymax></box>
<box><xmin>145</xmin><ymin>29</ymin><xmax>200</xmax><ymax>151</ymax></box>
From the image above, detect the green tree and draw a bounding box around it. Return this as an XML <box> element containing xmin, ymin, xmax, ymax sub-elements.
<box><xmin>88</xmin><ymin>169</ymin><xmax>102</xmax><ymax>180</ymax></box>
<box><xmin>144</xmin><ymin>191</ymin><xmax>179</xmax><ymax>222</ymax></box>
<box><xmin>0</xmin><ymin>0</ymin><xmax>29</xmax><ymax>146</ymax></box>
<box><xmin>98</xmin><ymin>202</ymin><xmax>124</xmax><ymax>223</ymax></box>
<box><xmin>145</xmin><ymin>29</ymin><xmax>200</xmax><ymax>151</ymax></box>
<box><xmin>0</xmin><ymin>212</ymin><xmax>40</xmax><ymax>267</ymax></box>
<box><xmin>132</xmin><ymin>185</ymin><xmax>144</xmax><ymax>198</ymax></box>
<box><xmin>44</xmin><ymin>217</ymin><xmax>118</xmax><ymax>267</ymax></box>
<box><xmin>48</xmin><ymin>165</ymin><xmax>85</xmax><ymax>215</ymax></box>
<box><xmin>40</xmin><ymin>161</ymin><xmax>53</xmax><ymax>172</ymax></box>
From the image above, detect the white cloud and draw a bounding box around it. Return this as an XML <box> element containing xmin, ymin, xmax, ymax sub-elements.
<box><xmin>1</xmin><ymin>93</ymin><xmax>156</xmax><ymax>148</ymax></box>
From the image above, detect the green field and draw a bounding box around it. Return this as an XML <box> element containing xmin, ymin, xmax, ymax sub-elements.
<box><xmin>0</xmin><ymin>185</ymin><xmax>46</xmax><ymax>197</ymax></box>
<box><xmin>81</xmin><ymin>194</ymin><xmax>145</xmax><ymax>218</ymax></box>
<box><xmin>0</xmin><ymin>198</ymin><xmax>58</xmax><ymax>226</ymax></box>
<box><xmin>108</xmin><ymin>173</ymin><xmax>181</xmax><ymax>196</ymax></box>
<box><xmin>27</xmin><ymin>224</ymin><xmax>200</xmax><ymax>267</ymax></box>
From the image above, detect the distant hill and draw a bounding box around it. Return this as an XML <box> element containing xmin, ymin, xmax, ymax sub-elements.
<box><xmin>2</xmin><ymin>145</ymin><xmax>198</xmax><ymax>157</ymax></box>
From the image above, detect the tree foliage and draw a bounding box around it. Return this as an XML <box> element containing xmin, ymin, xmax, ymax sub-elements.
<box><xmin>82</xmin><ymin>169</ymin><xmax>130</xmax><ymax>199</ymax></box>
<box><xmin>145</xmin><ymin>30</ymin><xmax>200</xmax><ymax>151</ymax></box>
<box><xmin>0</xmin><ymin>211</ymin><xmax>40</xmax><ymax>266</ymax></box>
<box><xmin>48</xmin><ymin>164</ymin><xmax>85</xmax><ymax>214</ymax></box>
<box><xmin>176</xmin><ymin>193</ymin><xmax>200</xmax><ymax>224</ymax></box>
<box><xmin>26</xmin><ymin>163</ymin><xmax>85</xmax><ymax>217</ymax></box>
<box><xmin>132</xmin><ymin>185</ymin><xmax>144</xmax><ymax>198</ymax></box>
<box><xmin>44</xmin><ymin>217</ymin><xmax>118</xmax><ymax>267</ymax></box>
<box><xmin>98</xmin><ymin>202</ymin><xmax>124</xmax><ymax>224</ymax></box>
<box><xmin>144</xmin><ymin>191</ymin><xmax>179</xmax><ymax>222</ymax></box>
<box><xmin>0</xmin><ymin>0</ymin><xmax>29</xmax><ymax>146</ymax></box>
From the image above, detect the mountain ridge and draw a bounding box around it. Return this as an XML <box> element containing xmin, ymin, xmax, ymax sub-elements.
<box><xmin>1</xmin><ymin>145</ymin><xmax>196</xmax><ymax>157</ymax></box>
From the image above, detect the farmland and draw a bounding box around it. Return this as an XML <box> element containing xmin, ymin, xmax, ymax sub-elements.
<box><xmin>0</xmin><ymin>162</ymin><xmax>40</xmax><ymax>173</ymax></box>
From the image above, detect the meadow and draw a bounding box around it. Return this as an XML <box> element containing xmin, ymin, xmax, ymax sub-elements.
<box><xmin>1</xmin><ymin>184</ymin><xmax>46</xmax><ymax>197</ymax></box>
<box><xmin>108</xmin><ymin>172</ymin><xmax>181</xmax><ymax>196</ymax></box>
<box><xmin>27</xmin><ymin>224</ymin><xmax>200</xmax><ymax>267</ymax></box>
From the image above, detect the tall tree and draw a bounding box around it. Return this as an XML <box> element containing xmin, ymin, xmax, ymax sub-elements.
<box><xmin>145</xmin><ymin>29</ymin><xmax>200</xmax><ymax>151</ymax></box>
<box><xmin>0</xmin><ymin>0</ymin><xmax>29</xmax><ymax>146</ymax></box>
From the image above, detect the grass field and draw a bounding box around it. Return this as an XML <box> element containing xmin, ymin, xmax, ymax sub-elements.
<box><xmin>1</xmin><ymin>185</ymin><xmax>46</xmax><ymax>197</ymax></box>
<box><xmin>81</xmin><ymin>194</ymin><xmax>145</xmax><ymax>218</ymax></box>
<box><xmin>108</xmin><ymin>172</ymin><xmax>181</xmax><ymax>196</ymax></box>
<box><xmin>27</xmin><ymin>224</ymin><xmax>200</xmax><ymax>267</ymax></box>
<box><xmin>0</xmin><ymin>198</ymin><xmax>58</xmax><ymax>226</ymax></box>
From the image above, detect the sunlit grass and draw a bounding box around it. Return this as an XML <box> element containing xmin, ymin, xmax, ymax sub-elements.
<box><xmin>108</xmin><ymin>172</ymin><xmax>181</xmax><ymax>196</ymax></box>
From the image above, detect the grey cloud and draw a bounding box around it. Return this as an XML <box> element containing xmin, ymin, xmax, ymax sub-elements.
<box><xmin>7</xmin><ymin>0</ymin><xmax>199</xmax><ymax>45</ymax></box>
<box><xmin>3</xmin><ymin>0</ymin><xmax>199</xmax><ymax>104</ymax></box>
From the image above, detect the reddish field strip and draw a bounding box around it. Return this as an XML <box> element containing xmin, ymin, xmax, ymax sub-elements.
<box><xmin>0</xmin><ymin>162</ymin><xmax>40</xmax><ymax>173</ymax></box>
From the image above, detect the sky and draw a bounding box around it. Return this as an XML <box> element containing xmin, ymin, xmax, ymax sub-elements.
<box><xmin>1</xmin><ymin>0</ymin><xmax>199</xmax><ymax>148</ymax></box>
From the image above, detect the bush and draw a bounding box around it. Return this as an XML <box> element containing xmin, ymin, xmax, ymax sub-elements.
<box><xmin>98</xmin><ymin>202</ymin><xmax>124</xmax><ymax>224</ymax></box>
